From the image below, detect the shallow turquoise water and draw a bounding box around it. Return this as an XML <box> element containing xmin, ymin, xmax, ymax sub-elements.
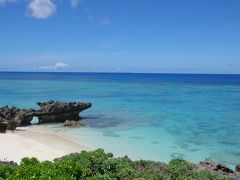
<box><xmin>0</xmin><ymin>72</ymin><xmax>240</xmax><ymax>166</ymax></box>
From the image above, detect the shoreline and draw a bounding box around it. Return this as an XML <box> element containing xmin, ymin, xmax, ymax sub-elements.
<box><xmin>0</xmin><ymin>126</ymin><xmax>92</xmax><ymax>163</ymax></box>
<box><xmin>1</xmin><ymin>125</ymin><xmax>240</xmax><ymax>178</ymax></box>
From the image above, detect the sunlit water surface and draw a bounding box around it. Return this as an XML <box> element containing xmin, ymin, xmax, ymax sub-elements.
<box><xmin>0</xmin><ymin>72</ymin><xmax>240</xmax><ymax>167</ymax></box>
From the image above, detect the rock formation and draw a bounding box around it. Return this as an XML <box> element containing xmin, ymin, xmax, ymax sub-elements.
<box><xmin>0</xmin><ymin>101</ymin><xmax>91</xmax><ymax>132</ymax></box>
<box><xmin>64</xmin><ymin>120</ymin><xmax>81</xmax><ymax>127</ymax></box>
<box><xmin>0</xmin><ymin>118</ymin><xmax>8</xmax><ymax>133</ymax></box>
<box><xmin>0</xmin><ymin>106</ymin><xmax>35</xmax><ymax>130</ymax></box>
<box><xmin>236</xmin><ymin>165</ymin><xmax>240</xmax><ymax>173</ymax></box>
<box><xmin>36</xmin><ymin>101</ymin><xmax>91</xmax><ymax>123</ymax></box>
<box><xmin>194</xmin><ymin>159</ymin><xmax>240</xmax><ymax>179</ymax></box>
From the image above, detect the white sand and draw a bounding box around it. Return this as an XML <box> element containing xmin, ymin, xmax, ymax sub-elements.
<box><xmin>0</xmin><ymin>127</ymin><xmax>92</xmax><ymax>163</ymax></box>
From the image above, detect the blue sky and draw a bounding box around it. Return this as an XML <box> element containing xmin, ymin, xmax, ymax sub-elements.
<box><xmin>0</xmin><ymin>0</ymin><xmax>240</xmax><ymax>73</ymax></box>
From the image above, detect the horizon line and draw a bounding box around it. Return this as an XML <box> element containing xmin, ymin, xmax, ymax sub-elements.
<box><xmin>0</xmin><ymin>70</ymin><xmax>239</xmax><ymax>75</ymax></box>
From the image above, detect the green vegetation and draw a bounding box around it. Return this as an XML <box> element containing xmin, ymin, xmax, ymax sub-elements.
<box><xmin>0</xmin><ymin>149</ymin><xmax>232</xmax><ymax>180</ymax></box>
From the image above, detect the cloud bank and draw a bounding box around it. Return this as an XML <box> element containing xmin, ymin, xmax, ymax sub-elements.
<box><xmin>40</xmin><ymin>62</ymin><xmax>71</xmax><ymax>70</ymax></box>
<box><xmin>0</xmin><ymin>0</ymin><xmax>17</xmax><ymax>6</ymax></box>
<box><xmin>27</xmin><ymin>0</ymin><xmax>56</xmax><ymax>19</ymax></box>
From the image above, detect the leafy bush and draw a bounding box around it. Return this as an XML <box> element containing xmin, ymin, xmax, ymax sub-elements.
<box><xmin>0</xmin><ymin>149</ymin><xmax>233</xmax><ymax>180</ymax></box>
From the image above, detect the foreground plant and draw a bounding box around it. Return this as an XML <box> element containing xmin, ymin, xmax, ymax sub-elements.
<box><xmin>0</xmin><ymin>149</ymin><xmax>236</xmax><ymax>180</ymax></box>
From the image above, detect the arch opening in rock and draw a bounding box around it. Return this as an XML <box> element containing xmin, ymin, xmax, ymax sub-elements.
<box><xmin>31</xmin><ymin>116</ymin><xmax>39</xmax><ymax>125</ymax></box>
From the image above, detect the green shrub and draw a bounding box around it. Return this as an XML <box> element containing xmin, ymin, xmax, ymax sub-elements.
<box><xmin>0</xmin><ymin>149</ymin><xmax>233</xmax><ymax>180</ymax></box>
<box><xmin>0</xmin><ymin>165</ymin><xmax>16</xmax><ymax>179</ymax></box>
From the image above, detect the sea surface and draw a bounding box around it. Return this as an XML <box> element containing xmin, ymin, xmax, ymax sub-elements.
<box><xmin>0</xmin><ymin>72</ymin><xmax>240</xmax><ymax>167</ymax></box>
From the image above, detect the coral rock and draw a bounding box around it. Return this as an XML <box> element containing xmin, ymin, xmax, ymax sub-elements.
<box><xmin>0</xmin><ymin>101</ymin><xmax>91</xmax><ymax>132</ymax></box>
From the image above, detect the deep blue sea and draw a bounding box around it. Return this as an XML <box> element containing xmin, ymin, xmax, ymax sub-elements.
<box><xmin>1</xmin><ymin>72</ymin><xmax>240</xmax><ymax>166</ymax></box>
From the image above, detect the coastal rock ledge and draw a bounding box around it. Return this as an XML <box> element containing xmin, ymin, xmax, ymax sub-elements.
<box><xmin>0</xmin><ymin>101</ymin><xmax>91</xmax><ymax>133</ymax></box>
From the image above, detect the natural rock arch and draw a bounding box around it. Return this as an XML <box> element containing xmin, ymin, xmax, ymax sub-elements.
<box><xmin>0</xmin><ymin>101</ymin><xmax>91</xmax><ymax>132</ymax></box>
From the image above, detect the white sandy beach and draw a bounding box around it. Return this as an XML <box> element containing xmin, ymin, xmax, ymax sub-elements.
<box><xmin>0</xmin><ymin>127</ymin><xmax>92</xmax><ymax>163</ymax></box>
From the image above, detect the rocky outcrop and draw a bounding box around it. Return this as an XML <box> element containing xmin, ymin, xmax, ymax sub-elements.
<box><xmin>0</xmin><ymin>101</ymin><xmax>91</xmax><ymax>132</ymax></box>
<box><xmin>0</xmin><ymin>106</ymin><xmax>35</xmax><ymax>130</ymax></box>
<box><xmin>64</xmin><ymin>120</ymin><xmax>81</xmax><ymax>127</ymax></box>
<box><xmin>194</xmin><ymin>159</ymin><xmax>240</xmax><ymax>179</ymax></box>
<box><xmin>236</xmin><ymin>165</ymin><xmax>240</xmax><ymax>172</ymax></box>
<box><xmin>36</xmin><ymin>101</ymin><xmax>91</xmax><ymax>123</ymax></box>
<box><xmin>0</xmin><ymin>118</ymin><xmax>8</xmax><ymax>133</ymax></box>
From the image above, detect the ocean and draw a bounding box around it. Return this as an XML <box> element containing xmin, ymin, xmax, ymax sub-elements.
<box><xmin>0</xmin><ymin>72</ymin><xmax>240</xmax><ymax>167</ymax></box>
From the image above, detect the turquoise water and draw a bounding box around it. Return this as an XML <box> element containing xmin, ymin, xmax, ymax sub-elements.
<box><xmin>0</xmin><ymin>72</ymin><xmax>240</xmax><ymax>166</ymax></box>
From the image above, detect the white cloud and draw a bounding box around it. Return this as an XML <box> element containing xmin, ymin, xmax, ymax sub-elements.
<box><xmin>27</xmin><ymin>0</ymin><xmax>56</xmax><ymax>19</ymax></box>
<box><xmin>55</xmin><ymin>62</ymin><xmax>71</xmax><ymax>69</ymax></box>
<box><xmin>40</xmin><ymin>62</ymin><xmax>71</xmax><ymax>70</ymax></box>
<box><xmin>0</xmin><ymin>0</ymin><xmax>5</xmax><ymax>6</ymax></box>
<box><xmin>100</xmin><ymin>16</ymin><xmax>111</xmax><ymax>26</ymax></box>
<box><xmin>70</xmin><ymin>0</ymin><xmax>83</xmax><ymax>8</ymax></box>
<box><xmin>0</xmin><ymin>0</ymin><xmax>18</xmax><ymax>6</ymax></box>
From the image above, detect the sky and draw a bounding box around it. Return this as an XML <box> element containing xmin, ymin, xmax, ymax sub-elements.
<box><xmin>0</xmin><ymin>0</ymin><xmax>240</xmax><ymax>73</ymax></box>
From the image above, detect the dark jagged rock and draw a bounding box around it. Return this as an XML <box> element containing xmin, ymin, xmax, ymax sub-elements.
<box><xmin>194</xmin><ymin>159</ymin><xmax>240</xmax><ymax>179</ymax></box>
<box><xmin>0</xmin><ymin>106</ymin><xmax>32</xmax><ymax>132</ymax></box>
<box><xmin>36</xmin><ymin>101</ymin><xmax>91</xmax><ymax>123</ymax></box>
<box><xmin>64</xmin><ymin>120</ymin><xmax>81</xmax><ymax>127</ymax></box>
<box><xmin>0</xmin><ymin>106</ymin><xmax>35</xmax><ymax>131</ymax></box>
<box><xmin>0</xmin><ymin>101</ymin><xmax>91</xmax><ymax>132</ymax></box>
<box><xmin>236</xmin><ymin>165</ymin><xmax>240</xmax><ymax>172</ymax></box>
<box><xmin>0</xmin><ymin>118</ymin><xmax>8</xmax><ymax>133</ymax></box>
<box><xmin>194</xmin><ymin>159</ymin><xmax>232</xmax><ymax>174</ymax></box>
